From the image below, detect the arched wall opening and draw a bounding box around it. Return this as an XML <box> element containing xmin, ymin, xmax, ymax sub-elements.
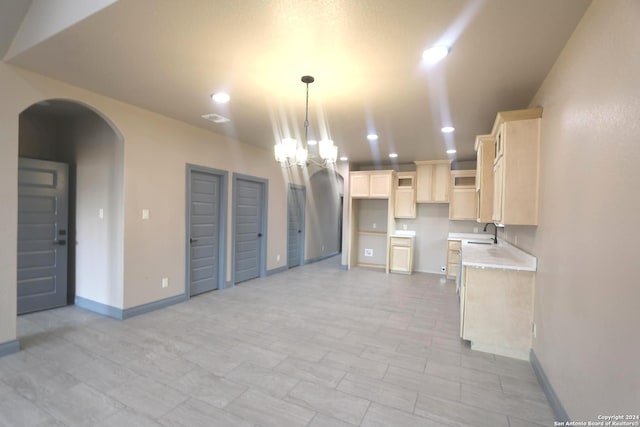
<box><xmin>306</xmin><ymin>168</ymin><xmax>344</xmax><ymax>261</ymax></box>
<box><xmin>18</xmin><ymin>99</ymin><xmax>125</xmax><ymax>311</ymax></box>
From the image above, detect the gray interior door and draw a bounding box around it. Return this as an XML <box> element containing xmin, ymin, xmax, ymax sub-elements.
<box><xmin>17</xmin><ymin>158</ymin><xmax>69</xmax><ymax>314</ymax></box>
<box><xmin>189</xmin><ymin>170</ymin><xmax>221</xmax><ymax>295</ymax></box>
<box><xmin>287</xmin><ymin>185</ymin><xmax>305</xmax><ymax>268</ymax></box>
<box><xmin>234</xmin><ymin>178</ymin><xmax>264</xmax><ymax>283</ymax></box>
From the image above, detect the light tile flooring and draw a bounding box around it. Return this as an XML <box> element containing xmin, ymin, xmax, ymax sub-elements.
<box><xmin>0</xmin><ymin>257</ymin><xmax>556</xmax><ymax>426</ymax></box>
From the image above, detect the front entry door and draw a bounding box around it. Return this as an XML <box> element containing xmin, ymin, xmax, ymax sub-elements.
<box><xmin>188</xmin><ymin>169</ymin><xmax>223</xmax><ymax>296</ymax></box>
<box><xmin>234</xmin><ymin>177</ymin><xmax>265</xmax><ymax>283</ymax></box>
<box><xmin>287</xmin><ymin>185</ymin><xmax>305</xmax><ymax>268</ymax></box>
<box><xmin>17</xmin><ymin>158</ymin><xmax>69</xmax><ymax>314</ymax></box>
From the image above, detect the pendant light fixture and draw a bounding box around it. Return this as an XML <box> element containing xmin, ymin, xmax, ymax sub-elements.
<box><xmin>274</xmin><ymin>76</ymin><xmax>338</xmax><ymax>167</ymax></box>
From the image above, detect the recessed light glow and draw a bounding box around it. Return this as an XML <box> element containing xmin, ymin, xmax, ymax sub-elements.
<box><xmin>211</xmin><ymin>92</ymin><xmax>230</xmax><ymax>103</ymax></box>
<box><xmin>446</xmin><ymin>149</ymin><xmax>457</xmax><ymax>154</ymax></box>
<box><xmin>367</xmin><ymin>134</ymin><xmax>378</xmax><ymax>141</ymax></box>
<box><xmin>307</xmin><ymin>139</ymin><xmax>317</xmax><ymax>146</ymax></box>
<box><xmin>340</xmin><ymin>156</ymin><xmax>348</xmax><ymax>161</ymax></box>
<box><xmin>422</xmin><ymin>45</ymin><xmax>450</xmax><ymax>64</ymax></box>
<box><xmin>441</xmin><ymin>126</ymin><xmax>455</xmax><ymax>133</ymax></box>
<box><xmin>389</xmin><ymin>153</ymin><xmax>398</xmax><ymax>158</ymax></box>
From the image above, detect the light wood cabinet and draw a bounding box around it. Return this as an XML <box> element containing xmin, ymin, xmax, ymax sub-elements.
<box><xmin>446</xmin><ymin>240</ymin><xmax>461</xmax><ymax>279</ymax></box>
<box><xmin>349</xmin><ymin>171</ymin><xmax>393</xmax><ymax>199</ymax></box>
<box><xmin>449</xmin><ymin>170</ymin><xmax>477</xmax><ymax>220</ymax></box>
<box><xmin>394</xmin><ymin>172</ymin><xmax>416</xmax><ymax>218</ymax></box>
<box><xmin>474</xmin><ymin>135</ymin><xmax>495</xmax><ymax>223</ymax></box>
<box><xmin>460</xmin><ymin>265</ymin><xmax>535</xmax><ymax>360</ymax></box>
<box><xmin>490</xmin><ymin>108</ymin><xmax>542</xmax><ymax>225</ymax></box>
<box><xmin>389</xmin><ymin>236</ymin><xmax>414</xmax><ymax>274</ymax></box>
<box><xmin>415</xmin><ymin>160</ymin><xmax>451</xmax><ymax>203</ymax></box>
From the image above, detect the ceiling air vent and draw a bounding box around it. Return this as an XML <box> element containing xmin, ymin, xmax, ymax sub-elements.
<box><xmin>201</xmin><ymin>113</ymin><xmax>230</xmax><ymax>124</ymax></box>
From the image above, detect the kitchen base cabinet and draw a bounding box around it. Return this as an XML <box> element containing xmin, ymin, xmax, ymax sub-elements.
<box><xmin>460</xmin><ymin>266</ymin><xmax>535</xmax><ymax>360</ymax></box>
<box><xmin>446</xmin><ymin>240</ymin><xmax>461</xmax><ymax>279</ymax></box>
<box><xmin>389</xmin><ymin>236</ymin><xmax>414</xmax><ymax>274</ymax></box>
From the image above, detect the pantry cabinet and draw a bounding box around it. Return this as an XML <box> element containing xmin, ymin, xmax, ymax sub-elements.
<box><xmin>415</xmin><ymin>160</ymin><xmax>451</xmax><ymax>203</ymax></box>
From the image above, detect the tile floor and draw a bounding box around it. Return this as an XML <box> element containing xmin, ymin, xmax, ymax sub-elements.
<box><xmin>0</xmin><ymin>256</ymin><xmax>556</xmax><ymax>426</ymax></box>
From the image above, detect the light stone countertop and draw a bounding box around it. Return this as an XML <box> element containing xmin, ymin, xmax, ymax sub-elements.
<box><xmin>460</xmin><ymin>240</ymin><xmax>537</xmax><ymax>272</ymax></box>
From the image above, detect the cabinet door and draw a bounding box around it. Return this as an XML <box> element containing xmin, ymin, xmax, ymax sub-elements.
<box><xmin>492</xmin><ymin>158</ymin><xmax>504</xmax><ymax>223</ymax></box>
<box><xmin>416</xmin><ymin>164</ymin><xmax>434</xmax><ymax>202</ymax></box>
<box><xmin>370</xmin><ymin>173</ymin><xmax>392</xmax><ymax>198</ymax></box>
<box><xmin>350</xmin><ymin>174</ymin><xmax>370</xmax><ymax>198</ymax></box>
<box><xmin>390</xmin><ymin>245</ymin><xmax>412</xmax><ymax>273</ymax></box>
<box><xmin>394</xmin><ymin>188</ymin><xmax>416</xmax><ymax>218</ymax></box>
<box><xmin>432</xmin><ymin>162</ymin><xmax>450</xmax><ymax>202</ymax></box>
<box><xmin>450</xmin><ymin>188</ymin><xmax>477</xmax><ymax>220</ymax></box>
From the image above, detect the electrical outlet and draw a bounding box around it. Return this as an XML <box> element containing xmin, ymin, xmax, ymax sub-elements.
<box><xmin>276</xmin><ymin>254</ymin><xmax>280</xmax><ymax>261</ymax></box>
<box><xmin>99</xmin><ymin>208</ymin><xmax>104</xmax><ymax>219</ymax></box>
<box><xmin>142</xmin><ymin>209</ymin><xmax>150</xmax><ymax>220</ymax></box>
<box><xmin>372</xmin><ymin>223</ymin><xmax>377</xmax><ymax>229</ymax></box>
<box><xmin>364</xmin><ymin>248</ymin><xmax>373</xmax><ymax>257</ymax></box>
<box><xmin>161</xmin><ymin>277</ymin><xmax>169</xmax><ymax>288</ymax></box>
<box><xmin>402</xmin><ymin>224</ymin><xmax>407</xmax><ymax>230</ymax></box>
<box><xmin>440</xmin><ymin>266</ymin><xmax>446</xmax><ymax>273</ymax></box>
<box><xmin>533</xmin><ymin>323</ymin><xmax>537</xmax><ymax>338</ymax></box>
<box><xmin>515</xmin><ymin>235</ymin><xmax>519</xmax><ymax>246</ymax></box>
<box><xmin>473</xmin><ymin>227</ymin><xmax>478</xmax><ymax>233</ymax></box>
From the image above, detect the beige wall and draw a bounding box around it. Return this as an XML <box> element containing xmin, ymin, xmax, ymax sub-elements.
<box><xmin>0</xmin><ymin>63</ymin><xmax>342</xmax><ymax>346</ymax></box>
<box><xmin>504</xmin><ymin>0</ymin><xmax>640</xmax><ymax>417</ymax></box>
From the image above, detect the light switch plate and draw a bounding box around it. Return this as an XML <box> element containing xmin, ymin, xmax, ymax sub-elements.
<box><xmin>364</xmin><ymin>248</ymin><xmax>373</xmax><ymax>257</ymax></box>
<box><xmin>142</xmin><ymin>209</ymin><xmax>150</xmax><ymax>220</ymax></box>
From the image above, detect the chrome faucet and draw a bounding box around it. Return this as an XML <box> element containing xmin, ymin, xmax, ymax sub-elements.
<box><xmin>483</xmin><ymin>222</ymin><xmax>498</xmax><ymax>244</ymax></box>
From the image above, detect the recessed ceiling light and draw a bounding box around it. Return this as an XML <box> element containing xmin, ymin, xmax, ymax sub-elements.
<box><xmin>201</xmin><ymin>113</ymin><xmax>230</xmax><ymax>123</ymax></box>
<box><xmin>211</xmin><ymin>92</ymin><xmax>230</xmax><ymax>103</ymax></box>
<box><xmin>307</xmin><ymin>139</ymin><xmax>317</xmax><ymax>146</ymax></box>
<box><xmin>446</xmin><ymin>149</ymin><xmax>457</xmax><ymax>154</ymax></box>
<box><xmin>367</xmin><ymin>134</ymin><xmax>378</xmax><ymax>141</ymax></box>
<box><xmin>422</xmin><ymin>45</ymin><xmax>450</xmax><ymax>64</ymax></box>
<box><xmin>389</xmin><ymin>153</ymin><xmax>398</xmax><ymax>158</ymax></box>
<box><xmin>441</xmin><ymin>126</ymin><xmax>455</xmax><ymax>133</ymax></box>
<box><xmin>340</xmin><ymin>156</ymin><xmax>348</xmax><ymax>161</ymax></box>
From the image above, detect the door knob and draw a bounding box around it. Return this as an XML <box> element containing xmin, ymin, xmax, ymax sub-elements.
<box><xmin>190</xmin><ymin>238</ymin><xmax>198</xmax><ymax>243</ymax></box>
<box><xmin>258</xmin><ymin>233</ymin><xmax>263</xmax><ymax>237</ymax></box>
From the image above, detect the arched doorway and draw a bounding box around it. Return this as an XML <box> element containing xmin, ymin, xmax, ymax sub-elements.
<box><xmin>18</xmin><ymin>99</ymin><xmax>124</xmax><ymax>314</ymax></box>
<box><xmin>308</xmin><ymin>169</ymin><xmax>344</xmax><ymax>261</ymax></box>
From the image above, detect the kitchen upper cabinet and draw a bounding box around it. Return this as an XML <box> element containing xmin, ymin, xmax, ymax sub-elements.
<box><xmin>474</xmin><ymin>135</ymin><xmax>495</xmax><ymax>223</ymax></box>
<box><xmin>350</xmin><ymin>171</ymin><xmax>394</xmax><ymax>199</ymax></box>
<box><xmin>449</xmin><ymin>170</ymin><xmax>477</xmax><ymax>221</ymax></box>
<box><xmin>415</xmin><ymin>160</ymin><xmax>451</xmax><ymax>203</ymax></box>
<box><xmin>394</xmin><ymin>172</ymin><xmax>416</xmax><ymax>218</ymax></box>
<box><xmin>491</xmin><ymin>108</ymin><xmax>542</xmax><ymax>225</ymax></box>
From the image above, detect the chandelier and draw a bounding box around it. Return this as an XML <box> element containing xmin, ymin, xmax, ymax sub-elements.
<box><xmin>274</xmin><ymin>75</ymin><xmax>338</xmax><ymax>167</ymax></box>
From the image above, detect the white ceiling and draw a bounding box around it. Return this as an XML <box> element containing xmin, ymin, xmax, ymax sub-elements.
<box><xmin>2</xmin><ymin>0</ymin><xmax>591</xmax><ymax>166</ymax></box>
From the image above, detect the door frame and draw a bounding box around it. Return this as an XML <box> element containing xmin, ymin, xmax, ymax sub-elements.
<box><xmin>231</xmin><ymin>173</ymin><xmax>268</xmax><ymax>285</ymax></box>
<box><xmin>287</xmin><ymin>184</ymin><xmax>306</xmax><ymax>268</ymax></box>
<box><xmin>185</xmin><ymin>164</ymin><xmax>228</xmax><ymax>295</ymax></box>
